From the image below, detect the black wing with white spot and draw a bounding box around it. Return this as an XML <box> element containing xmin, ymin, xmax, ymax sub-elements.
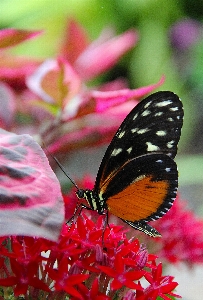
<box><xmin>94</xmin><ymin>91</ymin><xmax>183</xmax><ymax>191</ymax></box>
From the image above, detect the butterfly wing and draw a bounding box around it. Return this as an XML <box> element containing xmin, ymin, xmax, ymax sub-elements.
<box><xmin>98</xmin><ymin>153</ymin><xmax>178</xmax><ymax>237</ymax></box>
<box><xmin>104</xmin><ymin>152</ymin><xmax>177</xmax><ymax>213</ymax></box>
<box><xmin>94</xmin><ymin>91</ymin><xmax>183</xmax><ymax>193</ymax></box>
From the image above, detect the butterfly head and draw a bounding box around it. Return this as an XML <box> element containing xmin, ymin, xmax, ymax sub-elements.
<box><xmin>76</xmin><ymin>188</ymin><xmax>86</xmax><ymax>199</ymax></box>
<box><xmin>76</xmin><ymin>188</ymin><xmax>105</xmax><ymax>214</ymax></box>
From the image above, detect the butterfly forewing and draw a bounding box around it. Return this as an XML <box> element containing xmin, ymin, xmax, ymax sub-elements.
<box><xmin>94</xmin><ymin>91</ymin><xmax>183</xmax><ymax>192</ymax></box>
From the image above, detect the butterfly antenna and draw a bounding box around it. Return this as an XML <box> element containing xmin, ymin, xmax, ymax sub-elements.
<box><xmin>51</xmin><ymin>155</ymin><xmax>79</xmax><ymax>190</ymax></box>
<box><xmin>43</xmin><ymin>143</ymin><xmax>79</xmax><ymax>190</ymax></box>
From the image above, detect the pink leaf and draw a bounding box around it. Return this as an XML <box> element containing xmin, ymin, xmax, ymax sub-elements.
<box><xmin>75</xmin><ymin>29</ymin><xmax>139</xmax><ymax>80</ymax></box>
<box><xmin>27</xmin><ymin>58</ymin><xmax>81</xmax><ymax>107</ymax></box>
<box><xmin>91</xmin><ymin>75</ymin><xmax>165</xmax><ymax>112</ymax></box>
<box><xmin>0</xmin><ymin>129</ymin><xmax>64</xmax><ymax>241</ymax></box>
<box><xmin>0</xmin><ymin>28</ymin><xmax>42</xmax><ymax>49</ymax></box>
<box><xmin>60</xmin><ymin>18</ymin><xmax>90</xmax><ymax>64</ymax></box>
<box><xmin>0</xmin><ymin>54</ymin><xmax>41</xmax><ymax>91</ymax></box>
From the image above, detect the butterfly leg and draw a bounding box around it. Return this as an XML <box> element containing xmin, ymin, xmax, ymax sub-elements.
<box><xmin>66</xmin><ymin>203</ymin><xmax>93</xmax><ymax>227</ymax></box>
<box><xmin>104</xmin><ymin>210</ymin><xmax>111</xmax><ymax>230</ymax></box>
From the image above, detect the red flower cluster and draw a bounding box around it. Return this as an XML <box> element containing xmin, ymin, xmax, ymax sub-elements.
<box><xmin>0</xmin><ymin>214</ymin><xmax>180</xmax><ymax>299</ymax></box>
<box><xmin>153</xmin><ymin>197</ymin><xmax>203</xmax><ymax>265</ymax></box>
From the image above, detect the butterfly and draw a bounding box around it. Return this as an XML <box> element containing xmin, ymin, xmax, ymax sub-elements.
<box><xmin>72</xmin><ymin>91</ymin><xmax>184</xmax><ymax>237</ymax></box>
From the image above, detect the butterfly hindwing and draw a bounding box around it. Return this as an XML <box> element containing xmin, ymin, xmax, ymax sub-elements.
<box><xmin>123</xmin><ymin>221</ymin><xmax>161</xmax><ymax>237</ymax></box>
<box><xmin>100</xmin><ymin>153</ymin><xmax>178</xmax><ymax>223</ymax></box>
<box><xmin>94</xmin><ymin>91</ymin><xmax>183</xmax><ymax>192</ymax></box>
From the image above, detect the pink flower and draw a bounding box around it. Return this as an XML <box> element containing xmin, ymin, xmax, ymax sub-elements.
<box><xmin>152</xmin><ymin>197</ymin><xmax>203</xmax><ymax>265</ymax></box>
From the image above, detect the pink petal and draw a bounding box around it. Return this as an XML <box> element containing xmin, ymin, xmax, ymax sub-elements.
<box><xmin>0</xmin><ymin>54</ymin><xmax>41</xmax><ymax>91</ymax></box>
<box><xmin>75</xmin><ymin>29</ymin><xmax>139</xmax><ymax>80</ymax></box>
<box><xmin>60</xmin><ymin>18</ymin><xmax>90</xmax><ymax>64</ymax></box>
<box><xmin>44</xmin><ymin>110</ymin><xmax>126</xmax><ymax>154</ymax></box>
<box><xmin>91</xmin><ymin>75</ymin><xmax>165</xmax><ymax>112</ymax></box>
<box><xmin>44</xmin><ymin>78</ymin><xmax>164</xmax><ymax>154</ymax></box>
<box><xmin>99</xmin><ymin>78</ymin><xmax>129</xmax><ymax>91</ymax></box>
<box><xmin>0</xmin><ymin>28</ymin><xmax>42</xmax><ymax>49</ymax></box>
<box><xmin>27</xmin><ymin>58</ymin><xmax>81</xmax><ymax>108</ymax></box>
<box><xmin>0</xmin><ymin>129</ymin><xmax>64</xmax><ymax>241</ymax></box>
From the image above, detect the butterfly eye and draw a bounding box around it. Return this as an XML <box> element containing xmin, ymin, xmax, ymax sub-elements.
<box><xmin>76</xmin><ymin>189</ymin><xmax>85</xmax><ymax>199</ymax></box>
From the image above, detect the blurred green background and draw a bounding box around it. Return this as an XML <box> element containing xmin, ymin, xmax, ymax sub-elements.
<box><xmin>1</xmin><ymin>0</ymin><xmax>203</xmax><ymax>212</ymax></box>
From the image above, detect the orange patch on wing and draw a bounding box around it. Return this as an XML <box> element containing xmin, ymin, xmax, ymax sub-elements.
<box><xmin>106</xmin><ymin>176</ymin><xmax>169</xmax><ymax>221</ymax></box>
